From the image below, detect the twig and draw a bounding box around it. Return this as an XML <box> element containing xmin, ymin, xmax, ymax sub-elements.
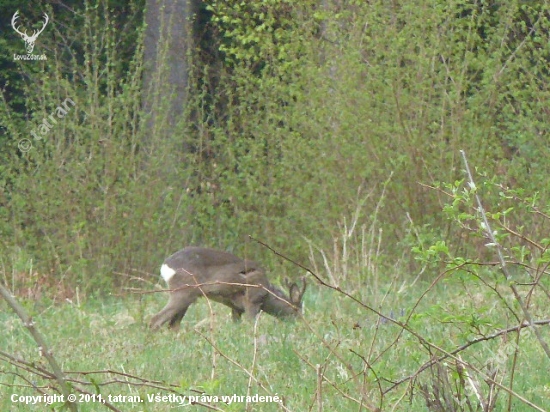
<box><xmin>460</xmin><ymin>149</ymin><xmax>550</xmax><ymax>360</ymax></box>
<box><xmin>195</xmin><ymin>329</ymin><xmax>293</xmax><ymax>412</ymax></box>
<box><xmin>251</xmin><ymin>238</ymin><xmax>548</xmax><ymax>410</ymax></box>
<box><xmin>386</xmin><ymin>318</ymin><xmax>550</xmax><ymax>393</ymax></box>
<box><xmin>0</xmin><ymin>283</ymin><xmax>78</xmax><ymax>411</ymax></box>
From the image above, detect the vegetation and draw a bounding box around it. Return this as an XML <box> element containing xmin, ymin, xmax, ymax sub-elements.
<box><xmin>1</xmin><ymin>0</ymin><xmax>549</xmax><ymax>410</ymax></box>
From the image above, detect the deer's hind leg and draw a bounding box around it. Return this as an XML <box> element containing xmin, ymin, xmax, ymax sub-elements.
<box><xmin>150</xmin><ymin>291</ymin><xmax>197</xmax><ymax>330</ymax></box>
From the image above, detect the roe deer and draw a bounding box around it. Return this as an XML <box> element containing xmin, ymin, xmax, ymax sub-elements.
<box><xmin>150</xmin><ymin>247</ymin><xmax>306</xmax><ymax>330</ymax></box>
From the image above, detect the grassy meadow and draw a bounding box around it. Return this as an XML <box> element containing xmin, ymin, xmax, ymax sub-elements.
<box><xmin>2</xmin><ymin>264</ymin><xmax>549</xmax><ymax>411</ymax></box>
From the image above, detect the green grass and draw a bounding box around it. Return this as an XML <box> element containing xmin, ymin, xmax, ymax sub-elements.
<box><xmin>1</xmin><ymin>279</ymin><xmax>549</xmax><ymax>411</ymax></box>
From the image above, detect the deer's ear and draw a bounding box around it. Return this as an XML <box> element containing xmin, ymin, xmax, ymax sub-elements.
<box><xmin>288</xmin><ymin>278</ymin><xmax>306</xmax><ymax>304</ymax></box>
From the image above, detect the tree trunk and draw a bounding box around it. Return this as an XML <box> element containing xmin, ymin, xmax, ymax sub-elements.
<box><xmin>142</xmin><ymin>0</ymin><xmax>197</xmax><ymax>132</ymax></box>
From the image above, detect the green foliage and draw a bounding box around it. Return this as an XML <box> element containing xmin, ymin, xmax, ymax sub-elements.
<box><xmin>1</xmin><ymin>0</ymin><xmax>550</xmax><ymax>300</ymax></box>
<box><xmin>205</xmin><ymin>0</ymin><xmax>312</xmax><ymax>71</ymax></box>
<box><xmin>409</xmin><ymin>169</ymin><xmax>550</xmax><ymax>410</ymax></box>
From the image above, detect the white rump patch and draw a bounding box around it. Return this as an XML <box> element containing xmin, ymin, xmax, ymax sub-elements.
<box><xmin>160</xmin><ymin>264</ymin><xmax>176</xmax><ymax>283</ymax></box>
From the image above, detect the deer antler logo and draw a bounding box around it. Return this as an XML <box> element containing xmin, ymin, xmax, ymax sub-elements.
<box><xmin>11</xmin><ymin>11</ymin><xmax>49</xmax><ymax>54</ymax></box>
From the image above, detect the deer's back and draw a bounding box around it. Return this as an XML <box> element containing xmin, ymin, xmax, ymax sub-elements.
<box><xmin>163</xmin><ymin>247</ymin><xmax>267</xmax><ymax>291</ymax></box>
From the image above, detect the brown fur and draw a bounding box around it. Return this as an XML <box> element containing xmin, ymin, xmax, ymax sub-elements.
<box><xmin>150</xmin><ymin>247</ymin><xmax>306</xmax><ymax>330</ymax></box>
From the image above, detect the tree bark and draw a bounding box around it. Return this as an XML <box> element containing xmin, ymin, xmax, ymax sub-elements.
<box><xmin>142</xmin><ymin>0</ymin><xmax>197</xmax><ymax>132</ymax></box>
